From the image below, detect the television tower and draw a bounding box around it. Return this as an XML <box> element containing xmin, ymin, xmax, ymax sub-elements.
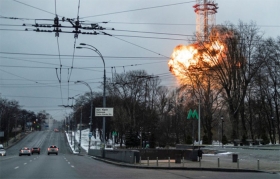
<box><xmin>193</xmin><ymin>0</ymin><xmax>218</xmax><ymax>41</ymax></box>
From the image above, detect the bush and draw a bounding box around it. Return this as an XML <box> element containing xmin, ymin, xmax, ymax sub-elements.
<box><xmin>222</xmin><ymin>135</ymin><xmax>228</xmax><ymax>145</ymax></box>
<box><xmin>261</xmin><ymin>133</ymin><xmax>270</xmax><ymax>145</ymax></box>
<box><xmin>203</xmin><ymin>135</ymin><xmax>210</xmax><ymax>144</ymax></box>
<box><xmin>186</xmin><ymin>135</ymin><xmax>192</xmax><ymax>144</ymax></box>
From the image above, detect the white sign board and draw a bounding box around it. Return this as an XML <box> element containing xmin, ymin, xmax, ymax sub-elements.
<box><xmin>95</xmin><ymin>107</ymin><xmax>114</xmax><ymax>117</ymax></box>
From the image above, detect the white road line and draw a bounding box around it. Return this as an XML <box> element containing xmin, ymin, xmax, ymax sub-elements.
<box><xmin>68</xmin><ymin>162</ymin><xmax>70</xmax><ymax>164</ymax></box>
<box><xmin>15</xmin><ymin>166</ymin><xmax>19</xmax><ymax>169</ymax></box>
<box><xmin>71</xmin><ymin>165</ymin><xmax>74</xmax><ymax>168</ymax></box>
<box><xmin>24</xmin><ymin>163</ymin><xmax>27</xmax><ymax>165</ymax></box>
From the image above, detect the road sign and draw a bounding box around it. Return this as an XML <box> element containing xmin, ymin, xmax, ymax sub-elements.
<box><xmin>187</xmin><ymin>109</ymin><xmax>199</xmax><ymax>120</ymax></box>
<box><xmin>112</xmin><ymin>131</ymin><xmax>117</xmax><ymax>136</ymax></box>
<box><xmin>95</xmin><ymin>107</ymin><xmax>114</xmax><ymax>117</ymax></box>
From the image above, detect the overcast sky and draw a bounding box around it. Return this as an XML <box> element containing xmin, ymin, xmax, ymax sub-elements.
<box><xmin>0</xmin><ymin>0</ymin><xmax>279</xmax><ymax>121</ymax></box>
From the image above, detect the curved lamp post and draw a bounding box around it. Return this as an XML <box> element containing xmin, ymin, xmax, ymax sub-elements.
<box><xmin>76</xmin><ymin>43</ymin><xmax>106</xmax><ymax>150</ymax></box>
<box><xmin>75</xmin><ymin>80</ymin><xmax>93</xmax><ymax>151</ymax></box>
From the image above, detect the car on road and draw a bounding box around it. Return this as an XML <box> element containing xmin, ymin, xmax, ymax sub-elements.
<box><xmin>31</xmin><ymin>147</ymin><xmax>40</xmax><ymax>154</ymax></box>
<box><xmin>54</xmin><ymin>128</ymin><xmax>59</xmax><ymax>132</ymax></box>
<box><xmin>48</xmin><ymin>145</ymin><xmax>59</xmax><ymax>155</ymax></box>
<box><xmin>19</xmin><ymin>147</ymin><xmax>31</xmax><ymax>156</ymax></box>
<box><xmin>0</xmin><ymin>147</ymin><xmax>6</xmax><ymax>156</ymax></box>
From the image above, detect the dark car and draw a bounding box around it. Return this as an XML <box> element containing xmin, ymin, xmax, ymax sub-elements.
<box><xmin>19</xmin><ymin>147</ymin><xmax>31</xmax><ymax>156</ymax></box>
<box><xmin>31</xmin><ymin>147</ymin><xmax>40</xmax><ymax>154</ymax></box>
<box><xmin>48</xmin><ymin>145</ymin><xmax>59</xmax><ymax>155</ymax></box>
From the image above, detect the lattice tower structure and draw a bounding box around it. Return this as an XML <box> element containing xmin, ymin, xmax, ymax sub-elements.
<box><xmin>193</xmin><ymin>0</ymin><xmax>218</xmax><ymax>41</ymax></box>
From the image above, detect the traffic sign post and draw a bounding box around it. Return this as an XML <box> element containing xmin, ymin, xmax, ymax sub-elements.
<box><xmin>112</xmin><ymin>131</ymin><xmax>117</xmax><ymax>149</ymax></box>
<box><xmin>95</xmin><ymin>107</ymin><xmax>114</xmax><ymax>117</ymax></box>
<box><xmin>187</xmin><ymin>109</ymin><xmax>199</xmax><ymax>149</ymax></box>
<box><xmin>89</xmin><ymin>132</ymin><xmax>92</xmax><ymax>138</ymax></box>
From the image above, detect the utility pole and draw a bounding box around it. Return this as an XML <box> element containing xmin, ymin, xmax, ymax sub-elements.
<box><xmin>79</xmin><ymin>106</ymin><xmax>83</xmax><ymax>154</ymax></box>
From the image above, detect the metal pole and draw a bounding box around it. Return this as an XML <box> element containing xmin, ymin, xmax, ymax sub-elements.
<box><xmin>75</xmin><ymin>81</ymin><xmax>93</xmax><ymax>151</ymax></box>
<box><xmin>198</xmin><ymin>96</ymin><xmax>200</xmax><ymax>146</ymax></box>
<box><xmin>76</xmin><ymin>44</ymin><xmax>106</xmax><ymax>150</ymax></box>
<box><xmin>237</xmin><ymin>158</ymin><xmax>239</xmax><ymax>169</ymax></box>
<box><xmin>156</xmin><ymin>157</ymin><xmax>158</xmax><ymax>167</ymax></box>
<box><xmin>79</xmin><ymin>107</ymin><xmax>82</xmax><ymax>154</ymax></box>
<box><xmin>221</xmin><ymin>116</ymin><xmax>224</xmax><ymax>148</ymax></box>
<box><xmin>168</xmin><ymin>157</ymin><xmax>170</xmax><ymax>167</ymax></box>
<box><xmin>102</xmin><ymin>67</ymin><xmax>106</xmax><ymax>148</ymax></box>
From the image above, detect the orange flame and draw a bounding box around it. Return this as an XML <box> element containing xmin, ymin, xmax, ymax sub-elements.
<box><xmin>168</xmin><ymin>40</ymin><xmax>225</xmax><ymax>81</ymax></box>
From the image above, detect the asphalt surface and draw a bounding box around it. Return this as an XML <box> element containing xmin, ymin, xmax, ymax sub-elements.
<box><xmin>66</xmin><ymin>130</ymin><xmax>280</xmax><ymax>174</ymax></box>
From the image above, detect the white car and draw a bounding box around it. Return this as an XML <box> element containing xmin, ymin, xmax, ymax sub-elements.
<box><xmin>19</xmin><ymin>147</ymin><xmax>31</xmax><ymax>156</ymax></box>
<box><xmin>0</xmin><ymin>147</ymin><xmax>6</xmax><ymax>156</ymax></box>
<box><xmin>48</xmin><ymin>145</ymin><xmax>59</xmax><ymax>155</ymax></box>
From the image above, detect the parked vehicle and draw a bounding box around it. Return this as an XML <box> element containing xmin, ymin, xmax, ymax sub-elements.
<box><xmin>31</xmin><ymin>147</ymin><xmax>40</xmax><ymax>154</ymax></box>
<box><xmin>47</xmin><ymin>145</ymin><xmax>59</xmax><ymax>155</ymax></box>
<box><xmin>19</xmin><ymin>147</ymin><xmax>31</xmax><ymax>156</ymax></box>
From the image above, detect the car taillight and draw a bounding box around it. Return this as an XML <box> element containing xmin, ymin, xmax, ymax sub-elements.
<box><xmin>48</xmin><ymin>148</ymin><xmax>50</xmax><ymax>151</ymax></box>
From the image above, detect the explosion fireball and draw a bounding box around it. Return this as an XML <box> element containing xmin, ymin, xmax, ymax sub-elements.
<box><xmin>168</xmin><ymin>38</ymin><xmax>225</xmax><ymax>82</ymax></box>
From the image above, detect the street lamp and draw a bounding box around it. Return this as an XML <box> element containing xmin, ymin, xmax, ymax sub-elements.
<box><xmin>75</xmin><ymin>80</ymin><xmax>93</xmax><ymax>151</ymax></box>
<box><xmin>76</xmin><ymin>43</ymin><xmax>106</xmax><ymax>150</ymax></box>
<box><xmin>221</xmin><ymin>116</ymin><xmax>224</xmax><ymax>148</ymax></box>
<box><xmin>271</xmin><ymin>116</ymin><xmax>275</xmax><ymax>144</ymax></box>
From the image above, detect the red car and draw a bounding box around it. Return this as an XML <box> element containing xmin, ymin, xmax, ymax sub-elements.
<box><xmin>31</xmin><ymin>147</ymin><xmax>40</xmax><ymax>154</ymax></box>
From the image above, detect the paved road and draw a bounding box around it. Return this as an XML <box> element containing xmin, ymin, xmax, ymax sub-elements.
<box><xmin>1</xmin><ymin>126</ymin><xmax>279</xmax><ymax>179</ymax></box>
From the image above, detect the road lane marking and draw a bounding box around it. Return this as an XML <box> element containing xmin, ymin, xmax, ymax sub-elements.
<box><xmin>71</xmin><ymin>165</ymin><xmax>74</xmax><ymax>168</ymax></box>
<box><xmin>15</xmin><ymin>166</ymin><xmax>19</xmax><ymax>169</ymax></box>
<box><xmin>68</xmin><ymin>162</ymin><xmax>70</xmax><ymax>164</ymax></box>
<box><xmin>24</xmin><ymin>163</ymin><xmax>27</xmax><ymax>165</ymax></box>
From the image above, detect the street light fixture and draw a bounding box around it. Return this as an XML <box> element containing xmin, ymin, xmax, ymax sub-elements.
<box><xmin>75</xmin><ymin>80</ymin><xmax>93</xmax><ymax>151</ymax></box>
<box><xmin>221</xmin><ymin>116</ymin><xmax>224</xmax><ymax>148</ymax></box>
<box><xmin>76</xmin><ymin>43</ymin><xmax>106</xmax><ymax>150</ymax></box>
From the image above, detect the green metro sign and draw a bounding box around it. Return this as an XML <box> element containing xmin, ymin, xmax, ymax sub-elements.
<box><xmin>187</xmin><ymin>109</ymin><xmax>199</xmax><ymax>120</ymax></box>
<box><xmin>112</xmin><ymin>131</ymin><xmax>117</xmax><ymax>136</ymax></box>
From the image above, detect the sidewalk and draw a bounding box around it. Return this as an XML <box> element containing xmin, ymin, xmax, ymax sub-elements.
<box><xmin>2</xmin><ymin>131</ymin><xmax>31</xmax><ymax>149</ymax></box>
<box><xmin>64</xmin><ymin>131</ymin><xmax>280</xmax><ymax>173</ymax></box>
<box><xmin>91</xmin><ymin>146</ymin><xmax>280</xmax><ymax>174</ymax></box>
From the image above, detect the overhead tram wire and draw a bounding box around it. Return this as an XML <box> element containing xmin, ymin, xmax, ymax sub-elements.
<box><xmin>13</xmin><ymin>0</ymin><xmax>62</xmax><ymax>17</ymax></box>
<box><xmin>102</xmin><ymin>32</ymin><xmax>171</xmax><ymax>59</ymax></box>
<box><xmin>67</xmin><ymin>0</ymin><xmax>81</xmax><ymax>105</ymax></box>
<box><xmin>0</xmin><ymin>52</ymin><xmax>168</xmax><ymax>60</ymax></box>
<box><xmin>80</xmin><ymin>1</ymin><xmax>196</xmax><ymax>19</ymax></box>
<box><xmin>54</xmin><ymin>0</ymin><xmax>64</xmax><ymax>107</ymax></box>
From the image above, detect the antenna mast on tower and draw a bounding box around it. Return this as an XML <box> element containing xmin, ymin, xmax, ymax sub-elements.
<box><xmin>193</xmin><ymin>0</ymin><xmax>218</xmax><ymax>42</ymax></box>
